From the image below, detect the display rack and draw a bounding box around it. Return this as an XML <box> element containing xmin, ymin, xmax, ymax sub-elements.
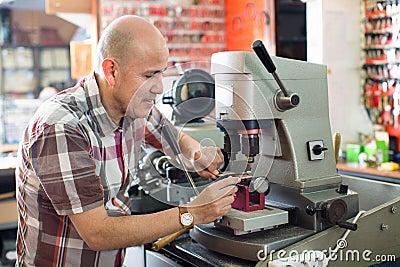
<box><xmin>38</xmin><ymin>46</ymin><xmax>71</xmax><ymax>89</ymax></box>
<box><xmin>0</xmin><ymin>46</ymin><xmax>35</xmax><ymax>96</ymax></box>
<box><xmin>100</xmin><ymin>0</ymin><xmax>226</xmax><ymax>66</ymax></box>
<box><xmin>0</xmin><ymin>45</ymin><xmax>71</xmax><ymax>96</ymax></box>
<box><xmin>362</xmin><ymin>0</ymin><xmax>400</xmax><ymax>127</ymax></box>
<box><xmin>0</xmin><ymin>45</ymin><xmax>71</xmax><ymax>144</ymax></box>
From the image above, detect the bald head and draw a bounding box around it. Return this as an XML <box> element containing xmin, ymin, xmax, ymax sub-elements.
<box><xmin>96</xmin><ymin>15</ymin><xmax>167</xmax><ymax>71</ymax></box>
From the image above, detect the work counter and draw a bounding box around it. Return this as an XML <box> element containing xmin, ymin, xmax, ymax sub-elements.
<box><xmin>152</xmin><ymin>174</ymin><xmax>400</xmax><ymax>267</ymax></box>
<box><xmin>337</xmin><ymin>162</ymin><xmax>400</xmax><ymax>184</ymax></box>
<box><xmin>156</xmin><ymin>232</ymin><xmax>255</xmax><ymax>267</ymax></box>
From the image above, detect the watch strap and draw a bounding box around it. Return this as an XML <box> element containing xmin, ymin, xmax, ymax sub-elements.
<box><xmin>178</xmin><ymin>205</ymin><xmax>189</xmax><ymax>214</ymax></box>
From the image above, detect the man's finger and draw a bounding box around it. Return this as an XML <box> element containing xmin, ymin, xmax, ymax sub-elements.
<box><xmin>220</xmin><ymin>183</ymin><xmax>238</xmax><ymax>198</ymax></box>
<box><xmin>213</xmin><ymin>176</ymin><xmax>241</xmax><ymax>190</ymax></box>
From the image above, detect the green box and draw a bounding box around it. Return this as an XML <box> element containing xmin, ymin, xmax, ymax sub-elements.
<box><xmin>364</xmin><ymin>140</ymin><xmax>389</xmax><ymax>163</ymax></box>
<box><xmin>346</xmin><ymin>144</ymin><xmax>363</xmax><ymax>162</ymax></box>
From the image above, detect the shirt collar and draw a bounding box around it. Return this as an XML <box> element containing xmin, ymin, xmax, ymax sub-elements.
<box><xmin>84</xmin><ymin>71</ymin><xmax>120</xmax><ymax>136</ymax></box>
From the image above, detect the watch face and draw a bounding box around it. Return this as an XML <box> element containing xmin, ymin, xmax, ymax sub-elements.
<box><xmin>181</xmin><ymin>213</ymin><xmax>194</xmax><ymax>226</ymax></box>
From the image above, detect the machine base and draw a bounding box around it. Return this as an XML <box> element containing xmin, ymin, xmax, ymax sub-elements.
<box><xmin>190</xmin><ymin>223</ymin><xmax>315</xmax><ymax>262</ymax></box>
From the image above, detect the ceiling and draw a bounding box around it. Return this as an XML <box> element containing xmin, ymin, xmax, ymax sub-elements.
<box><xmin>0</xmin><ymin>0</ymin><xmax>45</xmax><ymax>10</ymax></box>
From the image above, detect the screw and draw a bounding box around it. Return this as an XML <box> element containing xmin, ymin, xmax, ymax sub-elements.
<box><xmin>391</xmin><ymin>206</ymin><xmax>397</xmax><ymax>214</ymax></box>
<box><xmin>381</xmin><ymin>224</ymin><xmax>389</xmax><ymax>231</ymax></box>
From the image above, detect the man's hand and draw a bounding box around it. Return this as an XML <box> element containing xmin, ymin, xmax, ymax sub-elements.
<box><xmin>177</xmin><ymin>132</ymin><xmax>224</xmax><ymax>179</ymax></box>
<box><xmin>187</xmin><ymin>176</ymin><xmax>240</xmax><ymax>224</ymax></box>
<box><xmin>193</xmin><ymin>146</ymin><xmax>224</xmax><ymax>179</ymax></box>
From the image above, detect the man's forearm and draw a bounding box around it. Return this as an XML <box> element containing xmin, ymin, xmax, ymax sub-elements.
<box><xmin>70</xmin><ymin>206</ymin><xmax>183</xmax><ymax>251</ymax></box>
<box><xmin>178</xmin><ymin>132</ymin><xmax>199</xmax><ymax>160</ymax></box>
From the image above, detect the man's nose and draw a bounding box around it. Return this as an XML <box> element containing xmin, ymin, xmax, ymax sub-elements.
<box><xmin>150</xmin><ymin>75</ymin><xmax>164</xmax><ymax>95</ymax></box>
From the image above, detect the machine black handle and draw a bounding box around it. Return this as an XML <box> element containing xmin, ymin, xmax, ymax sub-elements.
<box><xmin>251</xmin><ymin>40</ymin><xmax>276</xmax><ymax>73</ymax></box>
<box><xmin>162</xmin><ymin>124</ymin><xmax>181</xmax><ymax>156</ymax></box>
<box><xmin>337</xmin><ymin>221</ymin><xmax>358</xmax><ymax>231</ymax></box>
<box><xmin>251</xmin><ymin>39</ymin><xmax>292</xmax><ymax>100</ymax></box>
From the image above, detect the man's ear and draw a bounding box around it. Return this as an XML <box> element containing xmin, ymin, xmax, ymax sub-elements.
<box><xmin>102</xmin><ymin>58</ymin><xmax>118</xmax><ymax>88</ymax></box>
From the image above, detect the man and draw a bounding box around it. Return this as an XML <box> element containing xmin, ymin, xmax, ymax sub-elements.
<box><xmin>15</xmin><ymin>15</ymin><xmax>239</xmax><ymax>266</ymax></box>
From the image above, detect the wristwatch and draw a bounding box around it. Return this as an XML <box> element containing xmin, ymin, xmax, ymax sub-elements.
<box><xmin>178</xmin><ymin>206</ymin><xmax>194</xmax><ymax>229</ymax></box>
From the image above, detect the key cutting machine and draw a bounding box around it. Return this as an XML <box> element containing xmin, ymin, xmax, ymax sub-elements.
<box><xmin>146</xmin><ymin>41</ymin><xmax>399</xmax><ymax>267</ymax></box>
<box><xmin>189</xmin><ymin>40</ymin><xmax>362</xmax><ymax>263</ymax></box>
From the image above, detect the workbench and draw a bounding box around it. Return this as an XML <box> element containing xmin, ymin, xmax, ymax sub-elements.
<box><xmin>151</xmin><ymin>174</ymin><xmax>400</xmax><ymax>267</ymax></box>
<box><xmin>156</xmin><ymin>232</ymin><xmax>255</xmax><ymax>267</ymax></box>
<box><xmin>337</xmin><ymin>163</ymin><xmax>400</xmax><ymax>185</ymax></box>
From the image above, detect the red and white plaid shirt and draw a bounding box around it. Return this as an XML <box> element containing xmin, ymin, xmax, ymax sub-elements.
<box><xmin>15</xmin><ymin>72</ymin><xmax>172</xmax><ymax>266</ymax></box>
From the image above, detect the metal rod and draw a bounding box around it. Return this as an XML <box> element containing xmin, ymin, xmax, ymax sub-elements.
<box><xmin>176</xmin><ymin>152</ymin><xmax>200</xmax><ymax>196</ymax></box>
<box><xmin>162</xmin><ymin>124</ymin><xmax>199</xmax><ymax>196</ymax></box>
<box><xmin>272</xmin><ymin>72</ymin><xmax>289</xmax><ymax>97</ymax></box>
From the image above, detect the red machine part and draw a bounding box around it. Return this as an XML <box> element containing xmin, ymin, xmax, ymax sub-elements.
<box><xmin>232</xmin><ymin>182</ymin><xmax>265</xmax><ymax>212</ymax></box>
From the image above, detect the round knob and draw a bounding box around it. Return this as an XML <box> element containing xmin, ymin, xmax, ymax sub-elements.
<box><xmin>290</xmin><ymin>93</ymin><xmax>300</xmax><ymax>106</ymax></box>
<box><xmin>249</xmin><ymin>177</ymin><xmax>270</xmax><ymax>193</ymax></box>
<box><xmin>322</xmin><ymin>199</ymin><xmax>347</xmax><ymax>225</ymax></box>
<box><xmin>306</xmin><ymin>205</ymin><xmax>317</xmax><ymax>216</ymax></box>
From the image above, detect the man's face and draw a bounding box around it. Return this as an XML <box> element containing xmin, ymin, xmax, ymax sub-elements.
<box><xmin>117</xmin><ymin>46</ymin><xmax>169</xmax><ymax>119</ymax></box>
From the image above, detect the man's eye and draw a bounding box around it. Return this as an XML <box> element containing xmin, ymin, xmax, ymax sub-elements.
<box><xmin>144</xmin><ymin>69</ymin><xmax>165</xmax><ymax>79</ymax></box>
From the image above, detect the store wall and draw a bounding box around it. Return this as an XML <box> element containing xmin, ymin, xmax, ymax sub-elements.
<box><xmin>307</xmin><ymin>0</ymin><xmax>372</xmax><ymax>148</ymax></box>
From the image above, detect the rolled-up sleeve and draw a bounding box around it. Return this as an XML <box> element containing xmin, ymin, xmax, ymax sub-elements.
<box><xmin>31</xmin><ymin>123</ymin><xmax>104</xmax><ymax>215</ymax></box>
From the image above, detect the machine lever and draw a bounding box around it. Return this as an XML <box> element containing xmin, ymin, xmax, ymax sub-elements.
<box><xmin>337</xmin><ymin>221</ymin><xmax>358</xmax><ymax>231</ymax></box>
<box><xmin>252</xmin><ymin>40</ymin><xmax>289</xmax><ymax>96</ymax></box>
<box><xmin>251</xmin><ymin>40</ymin><xmax>278</xmax><ymax>75</ymax></box>
<box><xmin>251</xmin><ymin>40</ymin><xmax>300</xmax><ymax>111</ymax></box>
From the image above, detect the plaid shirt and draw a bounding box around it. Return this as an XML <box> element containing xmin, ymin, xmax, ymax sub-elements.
<box><xmin>15</xmin><ymin>72</ymin><xmax>172</xmax><ymax>267</ymax></box>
